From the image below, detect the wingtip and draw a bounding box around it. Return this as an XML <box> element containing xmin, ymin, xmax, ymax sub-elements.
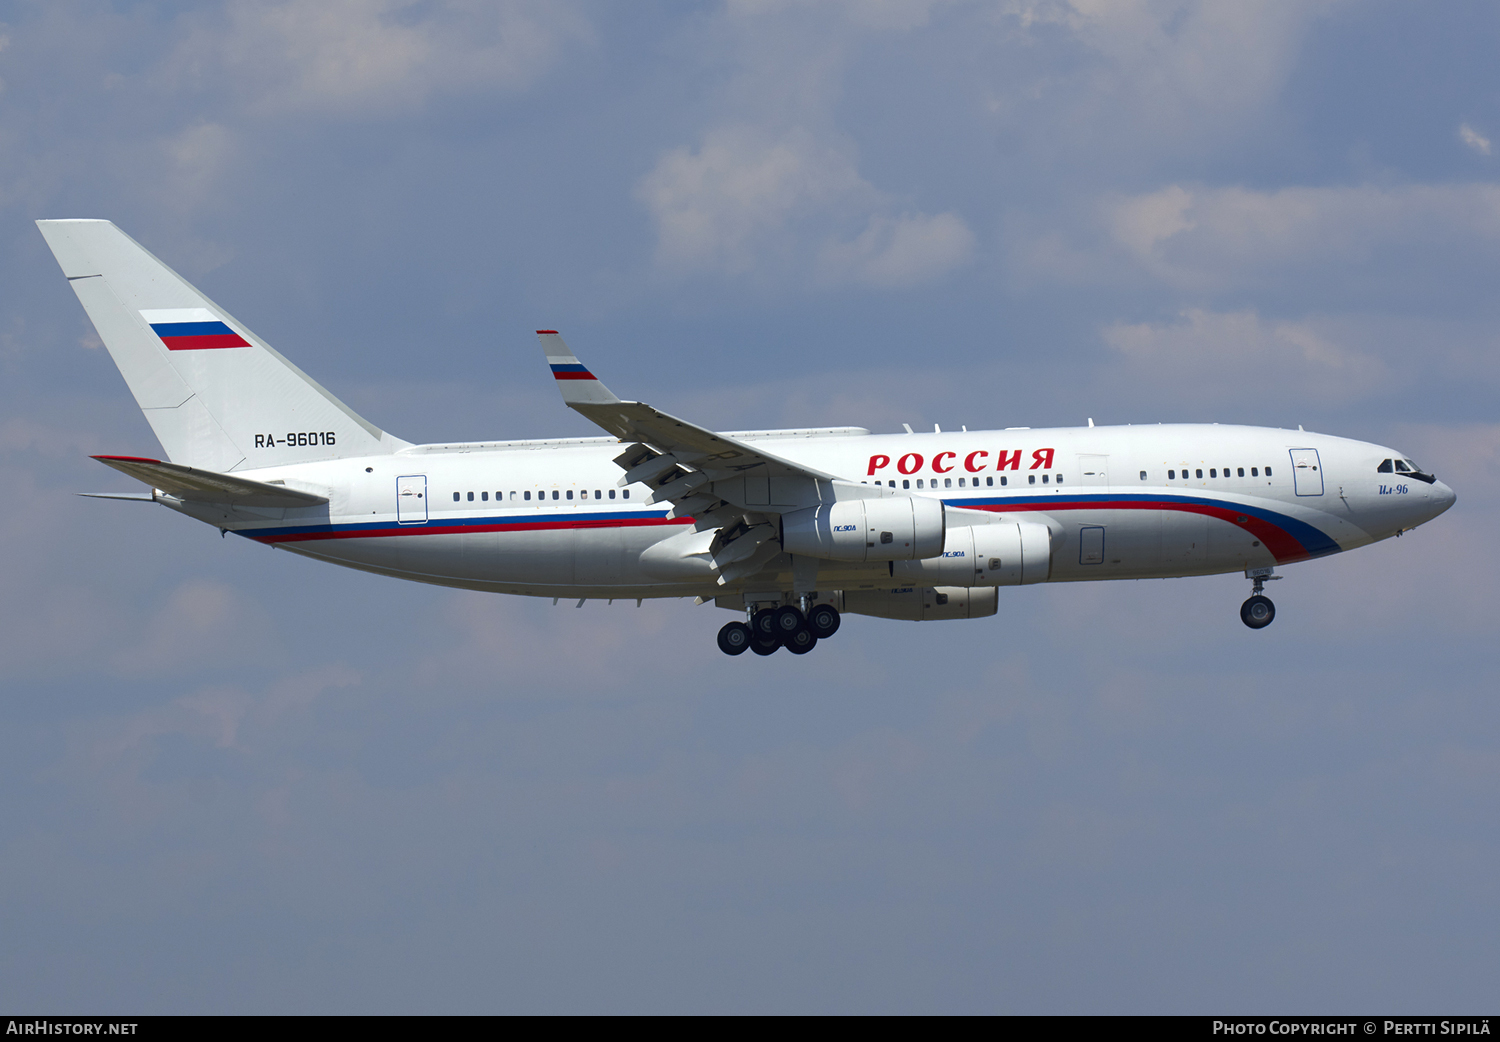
<box><xmin>536</xmin><ymin>329</ymin><xmax>558</xmax><ymax>335</ymax></box>
<box><xmin>93</xmin><ymin>454</ymin><xmax>163</xmax><ymax>464</ymax></box>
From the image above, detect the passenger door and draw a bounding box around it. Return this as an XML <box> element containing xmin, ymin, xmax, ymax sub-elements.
<box><xmin>396</xmin><ymin>474</ymin><xmax>428</xmax><ymax>524</ymax></box>
<box><xmin>1289</xmin><ymin>449</ymin><xmax>1324</xmax><ymax>496</ymax></box>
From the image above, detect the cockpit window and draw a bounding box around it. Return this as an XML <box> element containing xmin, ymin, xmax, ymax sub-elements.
<box><xmin>1377</xmin><ymin>459</ymin><xmax>1393</xmax><ymax>473</ymax></box>
<box><xmin>1393</xmin><ymin>460</ymin><xmax>1410</xmax><ymax>472</ymax></box>
<box><xmin>1404</xmin><ymin>459</ymin><xmax>1423</xmax><ymax>472</ymax></box>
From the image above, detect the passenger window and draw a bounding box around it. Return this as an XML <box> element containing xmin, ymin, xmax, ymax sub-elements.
<box><xmin>552</xmin><ymin>490</ymin><xmax>559</xmax><ymax>500</ymax></box>
<box><xmin>888</xmin><ymin>481</ymin><xmax>895</xmax><ymax>488</ymax></box>
<box><xmin>482</xmin><ymin>491</ymin><xmax>488</xmax><ymax>501</ymax></box>
<box><xmin>1168</xmin><ymin>470</ymin><xmax>1175</xmax><ymax>479</ymax></box>
<box><xmin>623</xmin><ymin>490</ymin><xmax>630</xmax><ymax>499</ymax></box>
<box><xmin>524</xmin><ymin>491</ymin><xmax>531</xmax><ymax>501</ymax></box>
<box><xmin>1028</xmin><ymin>474</ymin><xmax>1036</xmax><ymax>485</ymax></box>
<box><xmin>987</xmin><ymin>477</ymin><xmax>994</xmax><ymax>487</ymax></box>
<box><xmin>1251</xmin><ymin>468</ymin><xmax>1258</xmax><ymax>477</ymax></box>
<box><xmin>1265</xmin><ymin>466</ymin><xmax>1272</xmax><ymax>476</ymax></box>
<box><xmin>566</xmin><ymin>490</ymin><xmax>574</xmax><ymax>500</ymax></box>
<box><xmin>945</xmin><ymin>478</ymin><xmax>952</xmax><ymax>488</ymax></box>
<box><xmin>581</xmin><ymin>490</ymin><xmax>588</xmax><ymax>499</ymax></box>
<box><xmin>1377</xmin><ymin>459</ymin><xmax>1393</xmax><ymax>473</ymax></box>
<box><xmin>903</xmin><ymin>480</ymin><xmax>910</xmax><ymax>489</ymax></box>
<box><xmin>453</xmin><ymin>492</ymin><xmax>460</xmax><ymax>502</ymax></box>
<box><xmin>957</xmin><ymin>478</ymin><xmax>965</xmax><ymax>487</ymax></box>
<box><xmin>1000</xmin><ymin>476</ymin><xmax>1007</xmax><ymax>486</ymax></box>
<box><xmin>1139</xmin><ymin>471</ymin><xmax>1147</xmax><ymax>480</ymax></box>
<box><xmin>1237</xmin><ymin>467</ymin><xmax>1244</xmax><ymax>477</ymax></box>
<box><xmin>1042</xmin><ymin>474</ymin><xmax>1049</xmax><ymax>484</ymax></box>
<box><xmin>1056</xmin><ymin>474</ymin><xmax>1063</xmax><ymax>484</ymax></box>
<box><xmin>609</xmin><ymin>489</ymin><xmax>616</xmax><ymax>499</ymax></box>
<box><xmin>1195</xmin><ymin>469</ymin><xmax>1202</xmax><ymax>479</ymax></box>
<box><xmin>1210</xmin><ymin>469</ymin><xmax>1216</xmax><ymax>478</ymax></box>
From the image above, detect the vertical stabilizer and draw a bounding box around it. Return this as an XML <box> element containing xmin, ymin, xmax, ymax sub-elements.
<box><xmin>37</xmin><ymin>220</ymin><xmax>406</xmax><ymax>470</ymax></box>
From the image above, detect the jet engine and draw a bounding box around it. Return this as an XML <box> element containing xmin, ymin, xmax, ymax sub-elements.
<box><xmin>890</xmin><ymin>521</ymin><xmax>1051</xmax><ymax>587</ymax></box>
<box><xmin>779</xmin><ymin>497</ymin><xmax>945</xmax><ymax>562</ymax></box>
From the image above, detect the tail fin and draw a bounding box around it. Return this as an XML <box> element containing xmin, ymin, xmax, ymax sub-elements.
<box><xmin>37</xmin><ymin>220</ymin><xmax>406</xmax><ymax>471</ymax></box>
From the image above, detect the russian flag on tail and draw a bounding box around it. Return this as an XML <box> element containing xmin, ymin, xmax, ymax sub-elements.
<box><xmin>141</xmin><ymin>308</ymin><xmax>250</xmax><ymax>351</ymax></box>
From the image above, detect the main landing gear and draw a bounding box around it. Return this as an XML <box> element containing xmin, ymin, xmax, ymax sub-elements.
<box><xmin>1240</xmin><ymin>567</ymin><xmax>1280</xmax><ymax>630</ymax></box>
<box><xmin>718</xmin><ymin>600</ymin><xmax>842</xmax><ymax>656</ymax></box>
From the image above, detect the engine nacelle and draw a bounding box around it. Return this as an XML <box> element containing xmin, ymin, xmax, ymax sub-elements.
<box><xmin>842</xmin><ymin>585</ymin><xmax>998</xmax><ymax>621</ymax></box>
<box><xmin>890</xmin><ymin>522</ymin><xmax>1052</xmax><ymax>587</ymax></box>
<box><xmin>780</xmin><ymin>496</ymin><xmax>945</xmax><ymax>562</ymax></box>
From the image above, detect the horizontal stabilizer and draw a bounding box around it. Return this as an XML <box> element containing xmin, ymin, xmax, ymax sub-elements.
<box><xmin>92</xmin><ymin>455</ymin><xmax>328</xmax><ymax>507</ymax></box>
<box><xmin>77</xmin><ymin>491</ymin><xmax>156</xmax><ymax>502</ymax></box>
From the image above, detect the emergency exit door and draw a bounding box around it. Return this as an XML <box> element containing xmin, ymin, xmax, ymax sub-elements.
<box><xmin>1079</xmin><ymin>526</ymin><xmax>1105</xmax><ymax>565</ymax></box>
<box><xmin>1078</xmin><ymin>455</ymin><xmax>1109</xmax><ymax>487</ymax></box>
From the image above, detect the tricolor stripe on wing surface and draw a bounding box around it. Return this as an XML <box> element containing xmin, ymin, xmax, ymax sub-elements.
<box><xmin>141</xmin><ymin>308</ymin><xmax>249</xmax><ymax>351</ymax></box>
<box><xmin>537</xmin><ymin>331</ymin><xmax>597</xmax><ymax>380</ymax></box>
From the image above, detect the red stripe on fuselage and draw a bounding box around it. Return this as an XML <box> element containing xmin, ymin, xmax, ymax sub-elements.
<box><xmin>249</xmin><ymin>515</ymin><xmax>689</xmax><ymax>545</ymax></box>
<box><xmin>974</xmin><ymin>499</ymin><xmax>1313</xmax><ymax>563</ymax></box>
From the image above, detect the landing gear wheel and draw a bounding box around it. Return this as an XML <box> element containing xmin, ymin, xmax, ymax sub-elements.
<box><xmin>750</xmin><ymin>636</ymin><xmax>781</xmax><ymax>656</ymax></box>
<box><xmin>806</xmin><ymin>604</ymin><xmax>840</xmax><ymax>638</ymax></box>
<box><xmin>751</xmin><ymin>610</ymin><xmax>778</xmax><ymax>640</ymax></box>
<box><xmin>1240</xmin><ymin>595</ymin><xmax>1275</xmax><ymax>629</ymax></box>
<box><xmin>717</xmin><ymin>621</ymin><xmax>752</xmax><ymax>656</ymax></box>
<box><xmin>771</xmin><ymin>605</ymin><xmax>805</xmax><ymax>637</ymax></box>
<box><xmin>784</xmin><ymin>627</ymin><xmax>818</xmax><ymax>655</ymax></box>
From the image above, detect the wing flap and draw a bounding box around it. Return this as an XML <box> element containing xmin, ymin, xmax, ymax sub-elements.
<box><xmin>92</xmin><ymin>455</ymin><xmax>328</xmax><ymax>507</ymax></box>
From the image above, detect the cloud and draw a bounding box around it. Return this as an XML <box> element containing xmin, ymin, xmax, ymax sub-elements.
<box><xmin>160</xmin><ymin>121</ymin><xmax>236</xmax><ymax>209</ymax></box>
<box><xmin>1100</xmin><ymin>307</ymin><xmax>1385</xmax><ymax>403</ymax></box>
<box><xmin>180</xmin><ymin>0</ymin><xmax>590</xmax><ymax>116</ymax></box>
<box><xmin>113</xmin><ymin>579</ymin><xmax>281</xmax><ymax>675</ymax></box>
<box><xmin>1459</xmin><ymin>123</ymin><xmax>1491</xmax><ymax>156</ymax></box>
<box><xmin>637</xmin><ymin>126</ymin><xmax>975</xmax><ymax>287</ymax></box>
<box><xmin>818</xmin><ymin>211</ymin><xmax>975</xmax><ymax>287</ymax></box>
<box><xmin>995</xmin><ymin>0</ymin><xmax>1335</xmax><ymax>148</ymax></box>
<box><xmin>637</xmin><ymin>127</ymin><xmax>874</xmax><ymax>276</ymax></box>
<box><xmin>1086</xmin><ymin>182</ymin><xmax>1500</xmax><ymax>292</ymax></box>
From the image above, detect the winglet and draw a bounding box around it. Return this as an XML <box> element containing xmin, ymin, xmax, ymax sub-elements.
<box><xmin>537</xmin><ymin>331</ymin><xmax>621</xmax><ymax>407</ymax></box>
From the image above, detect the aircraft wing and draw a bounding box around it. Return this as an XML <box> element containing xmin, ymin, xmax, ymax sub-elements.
<box><xmin>91</xmin><ymin>455</ymin><xmax>329</xmax><ymax>508</ymax></box>
<box><xmin>538</xmin><ymin>331</ymin><xmax>898</xmax><ymax>584</ymax></box>
<box><xmin>538</xmin><ymin>331</ymin><xmax>847</xmax><ymax>507</ymax></box>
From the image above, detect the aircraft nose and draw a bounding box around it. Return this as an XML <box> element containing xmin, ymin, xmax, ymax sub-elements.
<box><xmin>1432</xmin><ymin>478</ymin><xmax>1457</xmax><ymax>515</ymax></box>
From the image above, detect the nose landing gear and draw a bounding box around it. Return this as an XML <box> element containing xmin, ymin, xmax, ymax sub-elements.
<box><xmin>1241</xmin><ymin>567</ymin><xmax>1280</xmax><ymax>629</ymax></box>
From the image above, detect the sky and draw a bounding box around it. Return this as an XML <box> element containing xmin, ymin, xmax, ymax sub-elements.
<box><xmin>1</xmin><ymin>0</ymin><xmax>1497</xmax><ymax>1014</ymax></box>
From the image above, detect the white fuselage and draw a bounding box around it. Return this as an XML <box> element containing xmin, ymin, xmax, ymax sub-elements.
<box><xmin>160</xmin><ymin>423</ymin><xmax>1455</xmax><ymax>601</ymax></box>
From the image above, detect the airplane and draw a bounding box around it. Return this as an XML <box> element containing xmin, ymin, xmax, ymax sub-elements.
<box><xmin>38</xmin><ymin>219</ymin><xmax>1457</xmax><ymax>656</ymax></box>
